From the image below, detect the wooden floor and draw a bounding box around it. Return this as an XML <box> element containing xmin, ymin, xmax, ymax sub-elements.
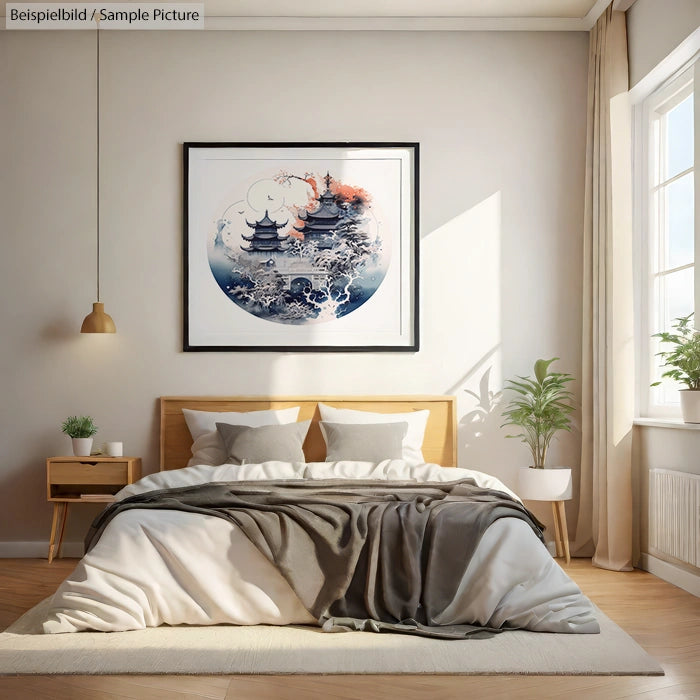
<box><xmin>0</xmin><ymin>558</ymin><xmax>698</xmax><ymax>699</ymax></box>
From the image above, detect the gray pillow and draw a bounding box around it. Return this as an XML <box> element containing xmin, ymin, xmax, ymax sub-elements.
<box><xmin>216</xmin><ymin>420</ymin><xmax>311</xmax><ymax>465</ymax></box>
<box><xmin>320</xmin><ymin>421</ymin><xmax>408</xmax><ymax>462</ymax></box>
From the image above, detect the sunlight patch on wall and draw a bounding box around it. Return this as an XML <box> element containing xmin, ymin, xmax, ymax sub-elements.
<box><xmin>420</xmin><ymin>192</ymin><xmax>506</xmax><ymax>475</ymax></box>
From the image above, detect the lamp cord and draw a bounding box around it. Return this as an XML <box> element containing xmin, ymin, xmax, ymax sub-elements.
<box><xmin>96</xmin><ymin>21</ymin><xmax>100</xmax><ymax>303</ymax></box>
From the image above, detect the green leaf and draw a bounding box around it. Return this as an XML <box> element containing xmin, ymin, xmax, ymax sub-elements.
<box><xmin>534</xmin><ymin>357</ymin><xmax>558</xmax><ymax>385</ymax></box>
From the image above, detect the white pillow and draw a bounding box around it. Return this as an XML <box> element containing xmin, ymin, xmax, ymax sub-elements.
<box><xmin>183</xmin><ymin>407</ymin><xmax>300</xmax><ymax>467</ymax></box>
<box><xmin>317</xmin><ymin>404</ymin><xmax>429</xmax><ymax>466</ymax></box>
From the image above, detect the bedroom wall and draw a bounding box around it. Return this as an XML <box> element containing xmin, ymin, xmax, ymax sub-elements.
<box><xmin>0</xmin><ymin>29</ymin><xmax>588</xmax><ymax>553</ymax></box>
<box><xmin>626</xmin><ymin>0</ymin><xmax>700</xmax><ymax>89</ymax></box>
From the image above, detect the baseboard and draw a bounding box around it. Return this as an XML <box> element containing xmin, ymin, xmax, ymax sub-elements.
<box><xmin>640</xmin><ymin>553</ymin><xmax>700</xmax><ymax>597</ymax></box>
<box><xmin>0</xmin><ymin>541</ymin><xmax>84</xmax><ymax>558</ymax></box>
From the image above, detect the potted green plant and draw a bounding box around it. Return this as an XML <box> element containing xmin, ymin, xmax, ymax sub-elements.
<box><xmin>501</xmin><ymin>358</ymin><xmax>576</xmax><ymax>501</ymax></box>
<box><xmin>61</xmin><ymin>416</ymin><xmax>98</xmax><ymax>456</ymax></box>
<box><xmin>652</xmin><ymin>313</ymin><xmax>700</xmax><ymax>423</ymax></box>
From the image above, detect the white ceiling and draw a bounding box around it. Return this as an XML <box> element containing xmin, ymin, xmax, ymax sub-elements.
<box><xmin>1</xmin><ymin>0</ymin><xmax>622</xmax><ymax>29</ymax></box>
<box><xmin>180</xmin><ymin>1</ymin><xmax>601</xmax><ymax>19</ymax></box>
<box><xmin>2</xmin><ymin>1</ymin><xmax>602</xmax><ymax>16</ymax></box>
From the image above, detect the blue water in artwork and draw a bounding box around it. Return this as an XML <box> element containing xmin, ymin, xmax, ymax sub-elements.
<box><xmin>207</xmin><ymin>172</ymin><xmax>389</xmax><ymax>326</ymax></box>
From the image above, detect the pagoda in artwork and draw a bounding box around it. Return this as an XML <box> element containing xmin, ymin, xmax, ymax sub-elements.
<box><xmin>241</xmin><ymin>210</ymin><xmax>289</xmax><ymax>254</ymax></box>
<box><xmin>293</xmin><ymin>173</ymin><xmax>343</xmax><ymax>249</ymax></box>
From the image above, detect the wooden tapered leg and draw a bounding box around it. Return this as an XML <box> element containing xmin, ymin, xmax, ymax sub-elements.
<box><xmin>47</xmin><ymin>503</ymin><xmax>61</xmax><ymax>563</ymax></box>
<box><xmin>557</xmin><ymin>500</ymin><xmax>571</xmax><ymax>564</ymax></box>
<box><xmin>56</xmin><ymin>503</ymin><xmax>69</xmax><ymax>560</ymax></box>
<box><xmin>551</xmin><ymin>501</ymin><xmax>563</xmax><ymax>558</ymax></box>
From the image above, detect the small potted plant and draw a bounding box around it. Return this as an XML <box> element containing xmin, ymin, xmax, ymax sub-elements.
<box><xmin>501</xmin><ymin>358</ymin><xmax>576</xmax><ymax>501</ymax></box>
<box><xmin>652</xmin><ymin>313</ymin><xmax>700</xmax><ymax>423</ymax></box>
<box><xmin>61</xmin><ymin>416</ymin><xmax>98</xmax><ymax>456</ymax></box>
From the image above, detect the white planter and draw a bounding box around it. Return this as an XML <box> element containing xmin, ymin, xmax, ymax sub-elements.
<box><xmin>72</xmin><ymin>438</ymin><xmax>93</xmax><ymax>457</ymax></box>
<box><xmin>680</xmin><ymin>390</ymin><xmax>700</xmax><ymax>424</ymax></box>
<box><xmin>517</xmin><ymin>467</ymin><xmax>572</xmax><ymax>502</ymax></box>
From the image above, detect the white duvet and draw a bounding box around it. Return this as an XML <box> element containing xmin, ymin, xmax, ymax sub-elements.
<box><xmin>43</xmin><ymin>461</ymin><xmax>599</xmax><ymax>635</ymax></box>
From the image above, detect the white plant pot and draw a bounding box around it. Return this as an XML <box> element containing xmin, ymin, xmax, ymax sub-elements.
<box><xmin>72</xmin><ymin>438</ymin><xmax>93</xmax><ymax>457</ymax></box>
<box><xmin>517</xmin><ymin>467</ymin><xmax>572</xmax><ymax>502</ymax></box>
<box><xmin>680</xmin><ymin>390</ymin><xmax>700</xmax><ymax>424</ymax></box>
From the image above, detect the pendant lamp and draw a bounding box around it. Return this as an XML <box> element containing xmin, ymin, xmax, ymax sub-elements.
<box><xmin>81</xmin><ymin>18</ymin><xmax>115</xmax><ymax>334</ymax></box>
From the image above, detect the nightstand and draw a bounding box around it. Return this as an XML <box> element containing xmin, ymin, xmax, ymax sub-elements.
<box><xmin>46</xmin><ymin>456</ymin><xmax>142</xmax><ymax>562</ymax></box>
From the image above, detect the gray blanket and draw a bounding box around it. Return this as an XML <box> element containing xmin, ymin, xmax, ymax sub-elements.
<box><xmin>86</xmin><ymin>478</ymin><xmax>545</xmax><ymax>639</ymax></box>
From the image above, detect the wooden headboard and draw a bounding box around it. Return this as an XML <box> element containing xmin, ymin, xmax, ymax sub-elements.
<box><xmin>160</xmin><ymin>395</ymin><xmax>457</xmax><ymax>470</ymax></box>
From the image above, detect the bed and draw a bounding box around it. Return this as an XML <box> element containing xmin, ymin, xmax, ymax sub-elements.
<box><xmin>43</xmin><ymin>395</ymin><xmax>599</xmax><ymax>637</ymax></box>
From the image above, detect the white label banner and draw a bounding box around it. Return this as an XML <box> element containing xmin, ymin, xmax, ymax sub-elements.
<box><xmin>6</xmin><ymin>3</ymin><xmax>204</xmax><ymax>29</ymax></box>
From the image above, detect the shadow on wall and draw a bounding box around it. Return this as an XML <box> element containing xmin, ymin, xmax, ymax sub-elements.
<box><xmin>446</xmin><ymin>350</ymin><xmax>517</xmax><ymax>485</ymax></box>
<box><xmin>459</xmin><ymin>364</ymin><xmax>504</xmax><ymax>469</ymax></box>
<box><xmin>40</xmin><ymin>316</ymin><xmax>82</xmax><ymax>342</ymax></box>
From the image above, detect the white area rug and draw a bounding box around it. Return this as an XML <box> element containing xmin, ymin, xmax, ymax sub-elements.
<box><xmin>0</xmin><ymin>598</ymin><xmax>663</xmax><ymax>676</ymax></box>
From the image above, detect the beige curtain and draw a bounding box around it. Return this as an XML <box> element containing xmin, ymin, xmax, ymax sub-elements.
<box><xmin>573</xmin><ymin>6</ymin><xmax>634</xmax><ymax>571</ymax></box>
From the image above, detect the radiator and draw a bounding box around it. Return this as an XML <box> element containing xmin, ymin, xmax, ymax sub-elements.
<box><xmin>649</xmin><ymin>469</ymin><xmax>700</xmax><ymax>567</ymax></box>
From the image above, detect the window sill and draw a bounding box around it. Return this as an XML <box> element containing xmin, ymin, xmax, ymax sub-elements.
<box><xmin>634</xmin><ymin>418</ymin><xmax>700</xmax><ymax>431</ymax></box>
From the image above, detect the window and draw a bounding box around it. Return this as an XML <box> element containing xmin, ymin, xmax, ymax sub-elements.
<box><xmin>637</xmin><ymin>61</ymin><xmax>697</xmax><ymax>417</ymax></box>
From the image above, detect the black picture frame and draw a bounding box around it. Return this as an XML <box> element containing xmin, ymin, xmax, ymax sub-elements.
<box><xmin>183</xmin><ymin>142</ymin><xmax>419</xmax><ymax>352</ymax></box>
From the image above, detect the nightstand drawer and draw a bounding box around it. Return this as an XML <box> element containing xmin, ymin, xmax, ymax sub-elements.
<box><xmin>49</xmin><ymin>461</ymin><xmax>128</xmax><ymax>485</ymax></box>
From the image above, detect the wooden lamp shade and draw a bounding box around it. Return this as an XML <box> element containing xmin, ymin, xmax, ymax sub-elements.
<box><xmin>81</xmin><ymin>302</ymin><xmax>115</xmax><ymax>333</ymax></box>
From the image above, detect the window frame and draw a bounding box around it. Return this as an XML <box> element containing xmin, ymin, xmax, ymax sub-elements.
<box><xmin>635</xmin><ymin>58</ymin><xmax>698</xmax><ymax>419</ymax></box>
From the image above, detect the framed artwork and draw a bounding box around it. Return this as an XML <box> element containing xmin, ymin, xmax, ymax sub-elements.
<box><xmin>183</xmin><ymin>142</ymin><xmax>419</xmax><ymax>352</ymax></box>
